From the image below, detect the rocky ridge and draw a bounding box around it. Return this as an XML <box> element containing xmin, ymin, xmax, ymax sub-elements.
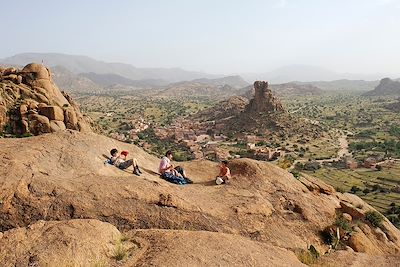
<box><xmin>0</xmin><ymin>131</ymin><xmax>399</xmax><ymax>266</ymax></box>
<box><xmin>0</xmin><ymin>63</ymin><xmax>93</xmax><ymax>136</ymax></box>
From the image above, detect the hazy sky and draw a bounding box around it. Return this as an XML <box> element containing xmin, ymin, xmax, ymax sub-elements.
<box><xmin>1</xmin><ymin>0</ymin><xmax>400</xmax><ymax>75</ymax></box>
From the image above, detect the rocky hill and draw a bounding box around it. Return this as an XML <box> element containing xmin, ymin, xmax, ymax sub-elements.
<box><xmin>271</xmin><ymin>82</ymin><xmax>324</xmax><ymax>96</ymax></box>
<box><xmin>0</xmin><ymin>130</ymin><xmax>399</xmax><ymax>266</ymax></box>
<box><xmin>199</xmin><ymin>81</ymin><xmax>324</xmax><ymax>139</ymax></box>
<box><xmin>191</xmin><ymin>75</ymin><xmax>249</xmax><ymax>89</ymax></box>
<box><xmin>159</xmin><ymin>81</ymin><xmax>236</xmax><ymax>97</ymax></box>
<box><xmin>363</xmin><ymin>78</ymin><xmax>400</xmax><ymax>96</ymax></box>
<box><xmin>0</xmin><ymin>63</ymin><xmax>94</xmax><ymax>136</ymax></box>
<box><xmin>239</xmin><ymin>82</ymin><xmax>323</xmax><ymax>99</ymax></box>
<box><xmin>192</xmin><ymin>95</ymin><xmax>249</xmax><ymax>121</ymax></box>
<box><xmin>51</xmin><ymin>65</ymin><xmax>102</xmax><ymax>93</ymax></box>
<box><xmin>297</xmin><ymin>79</ymin><xmax>379</xmax><ymax>92</ymax></box>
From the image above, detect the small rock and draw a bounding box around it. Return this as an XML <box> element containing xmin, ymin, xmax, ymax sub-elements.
<box><xmin>21</xmin><ymin>120</ymin><xmax>29</xmax><ymax>134</ymax></box>
<box><xmin>64</xmin><ymin>108</ymin><xmax>78</xmax><ymax>129</ymax></box>
<box><xmin>342</xmin><ymin>213</ymin><xmax>352</xmax><ymax>222</ymax></box>
<box><xmin>345</xmin><ymin>246</ymin><xmax>354</xmax><ymax>252</ymax></box>
<box><xmin>374</xmin><ymin>227</ymin><xmax>388</xmax><ymax>242</ymax></box>
<box><xmin>50</xmin><ymin>120</ymin><xmax>66</xmax><ymax>132</ymax></box>
<box><xmin>29</xmin><ymin>114</ymin><xmax>51</xmax><ymax>134</ymax></box>
<box><xmin>19</xmin><ymin>104</ymin><xmax>28</xmax><ymax>116</ymax></box>
<box><xmin>29</xmin><ymin>102</ymin><xmax>38</xmax><ymax>110</ymax></box>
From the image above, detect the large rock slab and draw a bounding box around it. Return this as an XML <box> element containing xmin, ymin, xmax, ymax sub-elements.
<box><xmin>39</xmin><ymin>105</ymin><xmax>64</xmax><ymax>121</ymax></box>
<box><xmin>0</xmin><ymin>219</ymin><xmax>121</xmax><ymax>267</ymax></box>
<box><xmin>129</xmin><ymin>229</ymin><xmax>306</xmax><ymax>267</ymax></box>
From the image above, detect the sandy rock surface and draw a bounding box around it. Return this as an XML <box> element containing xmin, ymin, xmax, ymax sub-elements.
<box><xmin>0</xmin><ymin>219</ymin><xmax>121</xmax><ymax>267</ymax></box>
<box><xmin>0</xmin><ymin>131</ymin><xmax>399</xmax><ymax>266</ymax></box>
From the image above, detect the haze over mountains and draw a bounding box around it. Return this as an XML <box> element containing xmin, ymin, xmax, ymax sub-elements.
<box><xmin>1</xmin><ymin>53</ymin><xmax>395</xmax><ymax>87</ymax></box>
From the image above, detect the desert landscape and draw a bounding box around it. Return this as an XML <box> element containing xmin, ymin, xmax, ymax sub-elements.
<box><xmin>1</xmin><ymin>1</ymin><xmax>400</xmax><ymax>266</ymax></box>
<box><xmin>0</xmin><ymin>62</ymin><xmax>399</xmax><ymax>266</ymax></box>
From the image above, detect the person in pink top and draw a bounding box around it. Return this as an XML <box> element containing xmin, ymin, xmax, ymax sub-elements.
<box><xmin>159</xmin><ymin>150</ymin><xmax>193</xmax><ymax>184</ymax></box>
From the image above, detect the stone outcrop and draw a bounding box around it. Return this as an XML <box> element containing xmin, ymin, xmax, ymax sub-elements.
<box><xmin>245</xmin><ymin>81</ymin><xmax>285</xmax><ymax>114</ymax></box>
<box><xmin>0</xmin><ymin>219</ymin><xmax>121</xmax><ymax>266</ymax></box>
<box><xmin>0</xmin><ymin>63</ymin><xmax>92</xmax><ymax>136</ymax></box>
<box><xmin>220</xmin><ymin>81</ymin><xmax>324</xmax><ymax>139</ymax></box>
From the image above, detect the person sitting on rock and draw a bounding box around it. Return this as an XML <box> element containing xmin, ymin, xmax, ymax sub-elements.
<box><xmin>215</xmin><ymin>160</ymin><xmax>231</xmax><ymax>185</ymax></box>
<box><xmin>110</xmin><ymin>148</ymin><xmax>142</xmax><ymax>176</ymax></box>
<box><xmin>159</xmin><ymin>150</ymin><xmax>193</xmax><ymax>184</ymax></box>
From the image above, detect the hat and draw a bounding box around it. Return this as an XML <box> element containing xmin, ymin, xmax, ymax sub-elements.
<box><xmin>215</xmin><ymin>177</ymin><xmax>224</xmax><ymax>185</ymax></box>
<box><xmin>121</xmin><ymin>151</ymin><xmax>129</xmax><ymax>156</ymax></box>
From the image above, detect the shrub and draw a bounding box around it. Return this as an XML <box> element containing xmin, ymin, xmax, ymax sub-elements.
<box><xmin>113</xmin><ymin>242</ymin><xmax>127</xmax><ymax>261</ymax></box>
<box><xmin>294</xmin><ymin>162</ymin><xmax>304</xmax><ymax>170</ymax></box>
<box><xmin>335</xmin><ymin>187</ymin><xmax>346</xmax><ymax>193</ymax></box>
<box><xmin>295</xmin><ymin>245</ymin><xmax>319</xmax><ymax>265</ymax></box>
<box><xmin>365</xmin><ymin>211</ymin><xmax>384</xmax><ymax>228</ymax></box>
<box><xmin>350</xmin><ymin>186</ymin><xmax>361</xmax><ymax>194</ymax></box>
<box><xmin>290</xmin><ymin>170</ymin><xmax>300</xmax><ymax>179</ymax></box>
<box><xmin>334</xmin><ymin>217</ymin><xmax>352</xmax><ymax>233</ymax></box>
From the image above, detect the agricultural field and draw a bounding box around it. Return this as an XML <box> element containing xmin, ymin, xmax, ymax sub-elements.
<box><xmin>283</xmin><ymin>92</ymin><xmax>400</xmax><ymax>228</ymax></box>
<box><xmin>282</xmin><ymin>93</ymin><xmax>400</xmax><ymax>141</ymax></box>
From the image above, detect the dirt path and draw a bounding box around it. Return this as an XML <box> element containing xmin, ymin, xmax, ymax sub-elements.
<box><xmin>291</xmin><ymin>130</ymin><xmax>352</xmax><ymax>168</ymax></box>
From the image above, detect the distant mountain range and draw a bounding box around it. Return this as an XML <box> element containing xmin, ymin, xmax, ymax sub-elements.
<box><xmin>1</xmin><ymin>53</ymin><xmax>397</xmax><ymax>94</ymax></box>
<box><xmin>241</xmin><ymin>65</ymin><xmax>389</xmax><ymax>84</ymax></box>
<box><xmin>1</xmin><ymin>53</ymin><xmax>220</xmax><ymax>82</ymax></box>
<box><xmin>296</xmin><ymin>79</ymin><xmax>379</xmax><ymax>92</ymax></box>
<box><xmin>191</xmin><ymin>75</ymin><xmax>249</xmax><ymax>89</ymax></box>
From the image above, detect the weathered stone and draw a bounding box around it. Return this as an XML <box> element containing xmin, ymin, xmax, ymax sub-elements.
<box><xmin>39</xmin><ymin>106</ymin><xmax>64</xmax><ymax>121</ymax></box>
<box><xmin>34</xmin><ymin>92</ymin><xmax>49</xmax><ymax>104</ymax></box>
<box><xmin>19</xmin><ymin>104</ymin><xmax>28</xmax><ymax>116</ymax></box>
<box><xmin>19</xmin><ymin>87</ymin><xmax>35</xmax><ymax>99</ymax></box>
<box><xmin>50</xmin><ymin>120</ymin><xmax>66</xmax><ymax>132</ymax></box>
<box><xmin>16</xmin><ymin>75</ymin><xmax>23</xmax><ymax>84</ymax></box>
<box><xmin>21</xmin><ymin>63</ymin><xmax>50</xmax><ymax>80</ymax></box>
<box><xmin>3</xmin><ymin>67</ymin><xmax>17</xmax><ymax>76</ymax></box>
<box><xmin>29</xmin><ymin>114</ymin><xmax>51</xmax><ymax>134</ymax></box>
<box><xmin>29</xmin><ymin>101</ymin><xmax>38</xmax><ymax>110</ymax></box>
<box><xmin>21</xmin><ymin>120</ymin><xmax>29</xmax><ymax>134</ymax></box>
<box><xmin>64</xmin><ymin>108</ymin><xmax>78</xmax><ymax>129</ymax></box>
<box><xmin>34</xmin><ymin>87</ymin><xmax>50</xmax><ymax>98</ymax></box>
<box><xmin>349</xmin><ymin>227</ymin><xmax>382</xmax><ymax>254</ymax></box>
<box><xmin>374</xmin><ymin>227</ymin><xmax>389</xmax><ymax>242</ymax></box>
<box><xmin>245</xmin><ymin>81</ymin><xmax>285</xmax><ymax>114</ymax></box>
<box><xmin>0</xmin><ymin>63</ymin><xmax>91</xmax><ymax>136</ymax></box>
<box><xmin>3</xmin><ymin>74</ymin><xmax>21</xmax><ymax>84</ymax></box>
<box><xmin>38</xmin><ymin>103</ymin><xmax>47</xmax><ymax>109</ymax></box>
<box><xmin>0</xmin><ymin>219</ymin><xmax>121</xmax><ymax>267</ymax></box>
<box><xmin>0</xmin><ymin>106</ymin><xmax>7</xmax><ymax>129</ymax></box>
<box><xmin>342</xmin><ymin>213</ymin><xmax>353</xmax><ymax>222</ymax></box>
<box><xmin>77</xmin><ymin>120</ymin><xmax>91</xmax><ymax>132</ymax></box>
<box><xmin>299</xmin><ymin>174</ymin><xmax>335</xmax><ymax>195</ymax></box>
